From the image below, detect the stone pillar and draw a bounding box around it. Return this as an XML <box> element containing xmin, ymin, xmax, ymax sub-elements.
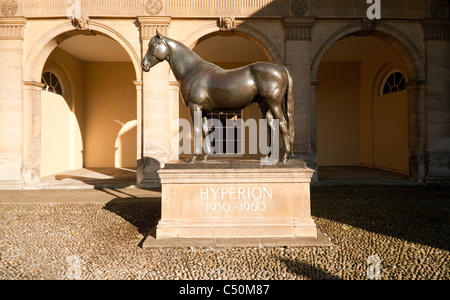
<box><xmin>283</xmin><ymin>17</ymin><xmax>315</xmax><ymax>168</ymax></box>
<box><xmin>22</xmin><ymin>81</ymin><xmax>44</xmax><ymax>186</ymax></box>
<box><xmin>138</xmin><ymin>16</ymin><xmax>173</xmax><ymax>188</ymax></box>
<box><xmin>309</xmin><ymin>80</ymin><xmax>320</xmax><ymax>182</ymax></box>
<box><xmin>406</xmin><ymin>79</ymin><xmax>427</xmax><ymax>182</ymax></box>
<box><xmin>168</xmin><ymin>78</ymin><xmax>180</xmax><ymax>160</ymax></box>
<box><xmin>134</xmin><ymin>80</ymin><xmax>144</xmax><ymax>184</ymax></box>
<box><xmin>423</xmin><ymin>20</ymin><xmax>450</xmax><ymax>184</ymax></box>
<box><xmin>0</xmin><ymin>17</ymin><xmax>26</xmax><ymax>188</ymax></box>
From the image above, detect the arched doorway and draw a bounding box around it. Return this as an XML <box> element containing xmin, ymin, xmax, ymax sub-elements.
<box><xmin>40</xmin><ymin>33</ymin><xmax>137</xmax><ymax>183</ymax></box>
<box><xmin>22</xmin><ymin>23</ymin><xmax>141</xmax><ymax>186</ymax></box>
<box><xmin>178</xmin><ymin>31</ymin><xmax>273</xmax><ymax>160</ymax></box>
<box><xmin>311</xmin><ymin>24</ymin><xmax>426</xmax><ymax>182</ymax></box>
<box><xmin>317</xmin><ymin>35</ymin><xmax>408</xmax><ymax>177</ymax></box>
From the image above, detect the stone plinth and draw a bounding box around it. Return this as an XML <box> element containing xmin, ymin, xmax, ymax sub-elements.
<box><xmin>150</xmin><ymin>160</ymin><xmax>318</xmax><ymax>242</ymax></box>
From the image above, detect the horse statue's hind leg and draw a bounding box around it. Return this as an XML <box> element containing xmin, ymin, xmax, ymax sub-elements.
<box><xmin>258</xmin><ymin>102</ymin><xmax>276</xmax><ymax>161</ymax></box>
<box><xmin>266</xmin><ymin>103</ymin><xmax>292</xmax><ymax>163</ymax></box>
<box><xmin>201</xmin><ymin>115</ymin><xmax>212</xmax><ymax>162</ymax></box>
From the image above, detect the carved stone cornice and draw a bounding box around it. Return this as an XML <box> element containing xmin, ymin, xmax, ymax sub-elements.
<box><xmin>0</xmin><ymin>17</ymin><xmax>26</xmax><ymax>40</ymax></box>
<box><xmin>423</xmin><ymin>19</ymin><xmax>450</xmax><ymax>40</ymax></box>
<box><xmin>283</xmin><ymin>17</ymin><xmax>315</xmax><ymax>41</ymax></box>
<box><xmin>138</xmin><ymin>16</ymin><xmax>171</xmax><ymax>40</ymax></box>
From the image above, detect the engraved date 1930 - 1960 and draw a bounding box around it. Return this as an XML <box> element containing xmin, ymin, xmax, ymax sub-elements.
<box><xmin>200</xmin><ymin>186</ymin><xmax>272</xmax><ymax>214</ymax></box>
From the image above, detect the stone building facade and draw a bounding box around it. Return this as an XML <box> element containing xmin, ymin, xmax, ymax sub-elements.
<box><xmin>0</xmin><ymin>0</ymin><xmax>449</xmax><ymax>188</ymax></box>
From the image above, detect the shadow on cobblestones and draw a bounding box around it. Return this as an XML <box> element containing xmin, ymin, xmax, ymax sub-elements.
<box><xmin>277</xmin><ymin>258</ymin><xmax>342</xmax><ymax>280</ymax></box>
<box><xmin>101</xmin><ymin>188</ymin><xmax>161</xmax><ymax>244</ymax></box>
<box><xmin>311</xmin><ymin>186</ymin><xmax>450</xmax><ymax>251</ymax></box>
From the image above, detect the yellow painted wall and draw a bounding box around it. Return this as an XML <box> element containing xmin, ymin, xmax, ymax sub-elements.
<box><xmin>373</xmin><ymin>90</ymin><xmax>408</xmax><ymax>174</ymax></box>
<box><xmin>41</xmin><ymin>48</ymin><xmax>84</xmax><ymax>177</ymax></box>
<box><xmin>317</xmin><ymin>62</ymin><xmax>362</xmax><ymax>166</ymax></box>
<box><xmin>360</xmin><ymin>49</ymin><xmax>409</xmax><ymax>174</ymax></box>
<box><xmin>83</xmin><ymin>62</ymin><xmax>136</xmax><ymax>168</ymax></box>
<box><xmin>41</xmin><ymin>92</ymin><xmax>78</xmax><ymax>177</ymax></box>
<box><xmin>317</xmin><ymin>45</ymin><xmax>409</xmax><ymax>175</ymax></box>
<box><xmin>41</xmin><ymin>49</ymin><xmax>137</xmax><ymax>175</ymax></box>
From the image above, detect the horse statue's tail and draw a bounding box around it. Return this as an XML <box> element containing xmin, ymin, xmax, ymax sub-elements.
<box><xmin>282</xmin><ymin>65</ymin><xmax>295</xmax><ymax>155</ymax></box>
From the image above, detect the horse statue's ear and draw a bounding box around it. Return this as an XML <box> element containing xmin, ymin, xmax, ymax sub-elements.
<box><xmin>156</xmin><ymin>30</ymin><xmax>163</xmax><ymax>39</ymax></box>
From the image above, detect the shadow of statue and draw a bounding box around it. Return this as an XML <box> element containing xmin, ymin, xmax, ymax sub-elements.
<box><xmin>101</xmin><ymin>188</ymin><xmax>161</xmax><ymax>247</ymax></box>
<box><xmin>276</xmin><ymin>257</ymin><xmax>342</xmax><ymax>280</ymax></box>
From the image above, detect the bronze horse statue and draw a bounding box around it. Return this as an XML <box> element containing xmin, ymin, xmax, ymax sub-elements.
<box><xmin>142</xmin><ymin>31</ymin><xmax>294</xmax><ymax>163</ymax></box>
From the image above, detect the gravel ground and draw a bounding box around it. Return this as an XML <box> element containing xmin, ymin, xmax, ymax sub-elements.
<box><xmin>0</xmin><ymin>186</ymin><xmax>449</xmax><ymax>280</ymax></box>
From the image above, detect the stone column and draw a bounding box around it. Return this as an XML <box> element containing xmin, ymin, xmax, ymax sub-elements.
<box><xmin>423</xmin><ymin>19</ymin><xmax>450</xmax><ymax>184</ymax></box>
<box><xmin>168</xmin><ymin>78</ymin><xmax>180</xmax><ymax>160</ymax></box>
<box><xmin>309</xmin><ymin>80</ymin><xmax>320</xmax><ymax>182</ymax></box>
<box><xmin>138</xmin><ymin>16</ymin><xmax>172</xmax><ymax>188</ymax></box>
<box><xmin>0</xmin><ymin>17</ymin><xmax>26</xmax><ymax>188</ymax></box>
<box><xmin>22</xmin><ymin>81</ymin><xmax>44</xmax><ymax>186</ymax></box>
<box><xmin>406</xmin><ymin>79</ymin><xmax>427</xmax><ymax>182</ymax></box>
<box><xmin>283</xmin><ymin>17</ymin><xmax>315</xmax><ymax>168</ymax></box>
<box><xmin>134</xmin><ymin>80</ymin><xmax>144</xmax><ymax>184</ymax></box>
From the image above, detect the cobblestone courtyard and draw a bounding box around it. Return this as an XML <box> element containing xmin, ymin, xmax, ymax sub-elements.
<box><xmin>0</xmin><ymin>186</ymin><xmax>449</xmax><ymax>280</ymax></box>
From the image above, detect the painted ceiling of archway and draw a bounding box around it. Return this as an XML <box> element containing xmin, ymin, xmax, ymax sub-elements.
<box><xmin>321</xmin><ymin>36</ymin><xmax>392</xmax><ymax>63</ymax></box>
<box><xmin>193</xmin><ymin>34</ymin><xmax>268</xmax><ymax>63</ymax></box>
<box><xmin>58</xmin><ymin>34</ymin><xmax>131</xmax><ymax>62</ymax></box>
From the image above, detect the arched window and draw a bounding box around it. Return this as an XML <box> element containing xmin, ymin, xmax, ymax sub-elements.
<box><xmin>382</xmin><ymin>71</ymin><xmax>406</xmax><ymax>95</ymax></box>
<box><xmin>41</xmin><ymin>71</ymin><xmax>63</xmax><ymax>95</ymax></box>
<box><xmin>206</xmin><ymin>111</ymin><xmax>243</xmax><ymax>155</ymax></box>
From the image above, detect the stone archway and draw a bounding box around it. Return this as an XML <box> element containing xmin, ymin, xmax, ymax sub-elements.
<box><xmin>21</xmin><ymin>21</ymin><xmax>141</xmax><ymax>185</ymax></box>
<box><xmin>310</xmin><ymin>22</ymin><xmax>427</xmax><ymax>182</ymax></box>
<box><xmin>183</xmin><ymin>22</ymin><xmax>283</xmax><ymax>65</ymax></box>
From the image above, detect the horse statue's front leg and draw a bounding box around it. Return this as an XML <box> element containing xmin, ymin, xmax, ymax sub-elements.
<box><xmin>188</xmin><ymin>107</ymin><xmax>203</xmax><ymax>163</ymax></box>
<box><xmin>200</xmin><ymin>115</ymin><xmax>212</xmax><ymax>162</ymax></box>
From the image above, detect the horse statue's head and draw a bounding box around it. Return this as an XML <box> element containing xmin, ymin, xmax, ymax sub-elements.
<box><xmin>142</xmin><ymin>30</ymin><xmax>169</xmax><ymax>72</ymax></box>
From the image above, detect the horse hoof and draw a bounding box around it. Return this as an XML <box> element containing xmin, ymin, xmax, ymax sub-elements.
<box><xmin>188</xmin><ymin>155</ymin><xmax>198</xmax><ymax>163</ymax></box>
<box><xmin>200</xmin><ymin>155</ymin><xmax>209</xmax><ymax>162</ymax></box>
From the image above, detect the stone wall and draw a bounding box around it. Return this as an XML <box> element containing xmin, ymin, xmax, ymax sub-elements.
<box><xmin>8</xmin><ymin>0</ymin><xmax>444</xmax><ymax>19</ymax></box>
